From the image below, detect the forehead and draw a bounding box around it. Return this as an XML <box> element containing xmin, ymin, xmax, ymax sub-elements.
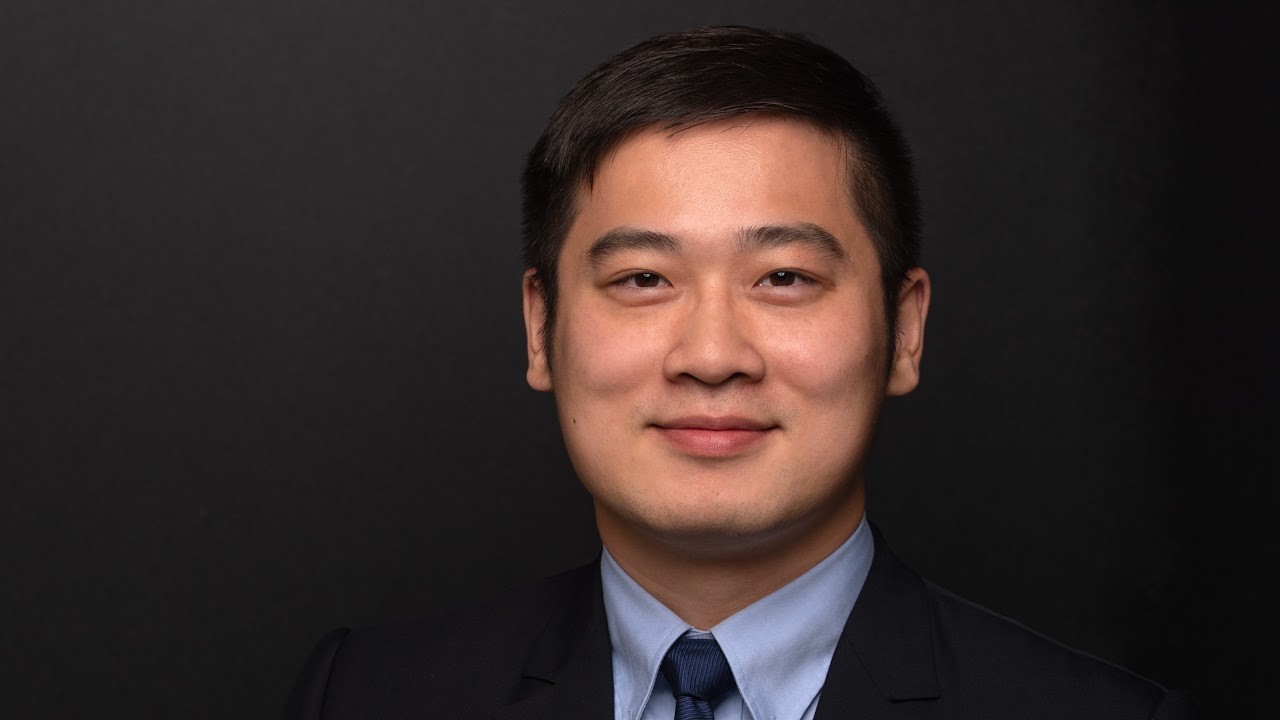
<box><xmin>564</xmin><ymin>116</ymin><xmax>864</xmax><ymax>257</ymax></box>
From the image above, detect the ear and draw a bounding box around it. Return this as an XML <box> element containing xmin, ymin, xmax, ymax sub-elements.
<box><xmin>886</xmin><ymin>267</ymin><xmax>931</xmax><ymax>397</ymax></box>
<box><xmin>522</xmin><ymin>268</ymin><xmax>553</xmax><ymax>392</ymax></box>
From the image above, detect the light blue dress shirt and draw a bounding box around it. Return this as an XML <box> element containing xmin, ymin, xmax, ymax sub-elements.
<box><xmin>600</xmin><ymin>516</ymin><xmax>874</xmax><ymax>720</ymax></box>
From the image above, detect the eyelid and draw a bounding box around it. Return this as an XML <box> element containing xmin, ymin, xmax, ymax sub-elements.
<box><xmin>611</xmin><ymin>270</ymin><xmax>671</xmax><ymax>288</ymax></box>
<box><xmin>757</xmin><ymin>269</ymin><xmax>818</xmax><ymax>287</ymax></box>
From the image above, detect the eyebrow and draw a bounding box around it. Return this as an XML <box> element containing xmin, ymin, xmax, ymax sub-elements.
<box><xmin>585</xmin><ymin>222</ymin><xmax>849</xmax><ymax>268</ymax></box>
<box><xmin>738</xmin><ymin>223</ymin><xmax>850</xmax><ymax>264</ymax></box>
<box><xmin>586</xmin><ymin>228</ymin><xmax>681</xmax><ymax>269</ymax></box>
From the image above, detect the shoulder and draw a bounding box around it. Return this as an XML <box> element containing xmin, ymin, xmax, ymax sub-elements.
<box><xmin>845</xmin><ymin>526</ymin><xmax>1196</xmax><ymax>719</ymax></box>
<box><xmin>283</xmin><ymin>562</ymin><xmax>599</xmax><ymax>720</ymax></box>
<box><xmin>920</xmin><ymin>579</ymin><xmax>1194</xmax><ymax>719</ymax></box>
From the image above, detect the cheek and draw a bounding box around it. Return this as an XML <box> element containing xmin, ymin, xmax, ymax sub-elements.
<box><xmin>556</xmin><ymin>305</ymin><xmax>664</xmax><ymax>399</ymax></box>
<box><xmin>762</xmin><ymin>310</ymin><xmax>885</xmax><ymax>400</ymax></box>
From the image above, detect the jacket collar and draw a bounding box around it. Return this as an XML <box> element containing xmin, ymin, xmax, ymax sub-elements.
<box><xmin>493</xmin><ymin>560</ymin><xmax>614</xmax><ymax>720</ymax></box>
<box><xmin>815</xmin><ymin>524</ymin><xmax>941</xmax><ymax>719</ymax></box>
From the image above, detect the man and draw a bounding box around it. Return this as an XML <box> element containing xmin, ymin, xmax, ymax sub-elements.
<box><xmin>286</xmin><ymin>26</ymin><xmax>1194</xmax><ymax>720</ymax></box>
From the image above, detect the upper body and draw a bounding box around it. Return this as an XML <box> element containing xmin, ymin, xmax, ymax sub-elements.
<box><xmin>287</xmin><ymin>26</ymin><xmax>1193</xmax><ymax>719</ymax></box>
<box><xmin>284</xmin><ymin>523</ymin><xmax>1194</xmax><ymax>719</ymax></box>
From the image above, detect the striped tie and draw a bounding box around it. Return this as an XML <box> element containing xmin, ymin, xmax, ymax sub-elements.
<box><xmin>660</xmin><ymin>635</ymin><xmax>736</xmax><ymax>720</ymax></box>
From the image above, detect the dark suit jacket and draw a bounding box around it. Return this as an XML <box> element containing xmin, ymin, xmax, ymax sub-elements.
<box><xmin>284</xmin><ymin>527</ymin><xmax>1196</xmax><ymax>719</ymax></box>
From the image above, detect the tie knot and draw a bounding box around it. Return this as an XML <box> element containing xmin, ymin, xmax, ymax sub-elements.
<box><xmin>660</xmin><ymin>635</ymin><xmax>736</xmax><ymax>705</ymax></box>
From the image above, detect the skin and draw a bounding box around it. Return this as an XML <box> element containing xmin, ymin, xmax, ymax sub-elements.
<box><xmin>523</xmin><ymin>116</ymin><xmax>930</xmax><ymax>629</ymax></box>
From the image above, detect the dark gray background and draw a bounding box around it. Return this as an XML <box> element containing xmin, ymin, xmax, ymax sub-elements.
<box><xmin>2</xmin><ymin>1</ymin><xmax>1275</xmax><ymax>718</ymax></box>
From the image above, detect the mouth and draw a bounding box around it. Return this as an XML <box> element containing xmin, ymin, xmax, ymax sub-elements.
<box><xmin>651</xmin><ymin>416</ymin><xmax>778</xmax><ymax>458</ymax></box>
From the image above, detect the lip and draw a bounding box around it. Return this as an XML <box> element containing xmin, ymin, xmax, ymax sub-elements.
<box><xmin>652</xmin><ymin>416</ymin><xmax>777</xmax><ymax>458</ymax></box>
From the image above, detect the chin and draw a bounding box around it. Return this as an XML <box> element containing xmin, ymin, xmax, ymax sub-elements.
<box><xmin>629</xmin><ymin>500</ymin><xmax>810</xmax><ymax>552</ymax></box>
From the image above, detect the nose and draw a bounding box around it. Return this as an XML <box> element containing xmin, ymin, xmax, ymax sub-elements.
<box><xmin>662</xmin><ymin>289</ymin><xmax>766</xmax><ymax>386</ymax></box>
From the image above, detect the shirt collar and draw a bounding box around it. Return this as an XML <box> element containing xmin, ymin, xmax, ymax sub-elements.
<box><xmin>601</xmin><ymin>516</ymin><xmax>874</xmax><ymax>720</ymax></box>
<box><xmin>601</xmin><ymin>547</ymin><xmax>690</xmax><ymax>720</ymax></box>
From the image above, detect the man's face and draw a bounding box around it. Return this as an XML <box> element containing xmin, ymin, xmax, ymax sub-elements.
<box><xmin>523</xmin><ymin>116</ymin><xmax>928</xmax><ymax>558</ymax></box>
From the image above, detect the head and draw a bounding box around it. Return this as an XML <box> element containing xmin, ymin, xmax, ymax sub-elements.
<box><xmin>519</xmin><ymin>27</ymin><xmax>929</xmax><ymax>564</ymax></box>
<box><xmin>522</xmin><ymin>26</ymin><xmax>922</xmax><ymax>368</ymax></box>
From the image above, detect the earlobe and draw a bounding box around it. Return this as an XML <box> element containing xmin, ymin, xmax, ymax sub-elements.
<box><xmin>886</xmin><ymin>268</ymin><xmax>930</xmax><ymax>397</ymax></box>
<box><xmin>523</xmin><ymin>269</ymin><xmax>553</xmax><ymax>392</ymax></box>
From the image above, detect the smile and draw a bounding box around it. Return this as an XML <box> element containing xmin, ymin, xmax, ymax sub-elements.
<box><xmin>652</xmin><ymin>416</ymin><xmax>777</xmax><ymax>458</ymax></box>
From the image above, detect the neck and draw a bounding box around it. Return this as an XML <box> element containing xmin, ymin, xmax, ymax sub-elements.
<box><xmin>596</xmin><ymin>491</ymin><xmax>865</xmax><ymax>630</ymax></box>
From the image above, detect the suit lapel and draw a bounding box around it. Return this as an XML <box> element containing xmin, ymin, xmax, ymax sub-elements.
<box><xmin>814</xmin><ymin>525</ymin><xmax>941</xmax><ymax>720</ymax></box>
<box><xmin>493</xmin><ymin>562</ymin><xmax>614</xmax><ymax>720</ymax></box>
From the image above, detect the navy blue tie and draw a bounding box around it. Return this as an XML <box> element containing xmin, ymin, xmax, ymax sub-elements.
<box><xmin>660</xmin><ymin>635</ymin><xmax>736</xmax><ymax>720</ymax></box>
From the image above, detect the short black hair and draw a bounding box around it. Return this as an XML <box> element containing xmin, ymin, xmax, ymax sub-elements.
<box><xmin>521</xmin><ymin>25</ymin><xmax>920</xmax><ymax>365</ymax></box>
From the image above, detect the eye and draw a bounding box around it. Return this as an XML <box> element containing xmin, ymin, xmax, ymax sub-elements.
<box><xmin>616</xmin><ymin>272</ymin><xmax>669</xmax><ymax>288</ymax></box>
<box><xmin>758</xmin><ymin>270</ymin><xmax>812</xmax><ymax>287</ymax></box>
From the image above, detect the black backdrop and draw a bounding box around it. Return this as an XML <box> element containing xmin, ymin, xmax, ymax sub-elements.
<box><xmin>2</xmin><ymin>2</ymin><xmax>1276</xmax><ymax>718</ymax></box>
